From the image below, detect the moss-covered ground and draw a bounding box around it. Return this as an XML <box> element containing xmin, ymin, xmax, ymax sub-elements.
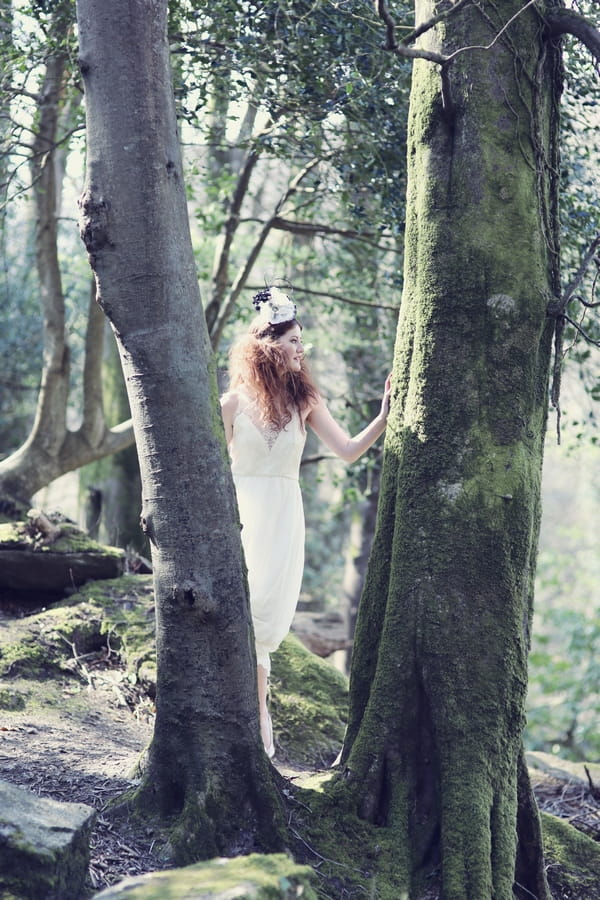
<box><xmin>270</xmin><ymin>634</ymin><xmax>348</xmax><ymax>768</ymax></box>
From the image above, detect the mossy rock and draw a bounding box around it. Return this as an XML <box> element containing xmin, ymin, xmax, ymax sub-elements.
<box><xmin>91</xmin><ymin>853</ymin><xmax>317</xmax><ymax>899</ymax></box>
<box><xmin>542</xmin><ymin>812</ymin><xmax>600</xmax><ymax>899</ymax></box>
<box><xmin>0</xmin><ymin>576</ymin><xmax>155</xmax><ymax>686</ymax></box>
<box><xmin>0</xmin><ymin>778</ymin><xmax>95</xmax><ymax>900</ymax></box>
<box><xmin>271</xmin><ymin>634</ymin><xmax>348</xmax><ymax>767</ymax></box>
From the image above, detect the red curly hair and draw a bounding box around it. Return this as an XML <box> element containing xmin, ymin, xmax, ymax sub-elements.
<box><xmin>228</xmin><ymin>319</ymin><xmax>319</xmax><ymax>429</ymax></box>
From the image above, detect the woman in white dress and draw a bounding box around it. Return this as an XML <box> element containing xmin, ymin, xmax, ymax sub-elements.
<box><xmin>221</xmin><ymin>286</ymin><xmax>391</xmax><ymax>758</ymax></box>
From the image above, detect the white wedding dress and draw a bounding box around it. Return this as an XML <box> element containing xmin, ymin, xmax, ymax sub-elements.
<box><xmin>228</xmin><ymin>393</ymin><xmax>306</xmax><ymax>674</ymax></box>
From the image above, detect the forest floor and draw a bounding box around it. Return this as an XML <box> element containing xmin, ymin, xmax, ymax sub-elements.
<box><xmin>0</xmin><ymin>644</ymin><xmax>330</xmax><ymax>897</ymax></box>
<box><xmin>0</xmin><ymin>655</ymin><xmax>163</xmax><ymax>895</ymax></box>
<box><xmin>1</xmin><ymin>632</ymin><xmax>600</xmax><ymax>897</ymax></box>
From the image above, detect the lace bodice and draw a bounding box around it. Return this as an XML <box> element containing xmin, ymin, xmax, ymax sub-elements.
<box><xmin>228</xmin><ymin>394</ymin><xmax>306</xmax><ymax>480</ymax></box>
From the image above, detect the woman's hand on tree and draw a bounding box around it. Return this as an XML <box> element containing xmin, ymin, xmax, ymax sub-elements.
<box><xmin>380</xmin><ymin>373</ymin><xmax>392</xmax><ymax>419</ymax></box>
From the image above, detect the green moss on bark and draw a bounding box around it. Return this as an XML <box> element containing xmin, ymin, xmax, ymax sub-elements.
<box><xmin>341</xmin><ymin>1</ymin><xmax>561</xmax><ymax>897</ymax></box>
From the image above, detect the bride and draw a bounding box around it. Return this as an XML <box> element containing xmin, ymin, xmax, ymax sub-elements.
<box><xmin>221</xmin><ymin>286</ymin><xmax>391</xmax><ymax>758</ymax></box>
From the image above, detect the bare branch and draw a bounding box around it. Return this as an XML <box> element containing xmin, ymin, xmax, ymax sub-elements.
<box><xmin>543</xmin><ymin>7</ymin><xmax>600</xmax><ymax>67</ymax></box>
<box><xmin>548</xmin><ymin>234</ymin><xmax>600</xmax><ymax>442</ymax></box>
<box><xmin>376</xmin><ymin>0</ymin><xmax>548</xmax><ymax>70</ymax></box>
<box><xmin>300</xmin><ymin>454</ymin><xmax>338</xmax><ymax>467</ymax></box>
<box><xmin>291</xmin><ymin>284</ymin><xmax>400</xmax><ymax>313</ymax></box>
<box><xmin>561</xmin><ymin>313</ymin><xmax>600</xmax><ymax>347</ymax></box>
<box><xmin>400</xmin><ymin>0</ymin><xmax>473</xmax><ymax>48</ymax></box>
<box><xmin>204</xmin><ymin>145</ymin><xmax>262</xmax><ymax>331</ymax></box>
<box><xmin>209</xmin><ymin>157</ymin><xmax>323</xmax><ymax>348</ymax></box>
<box><xmin>375</xmin><ymin>0</ymin><xmax>446</xmax><ymax>64</ymax></box>
<box><xmin>271</xmin><ymin>216</ymin><xmax>400</xmax><ymax>253</ymax></box>
<box><xmin>562</xmin><ymin>234</ymin><xmax>600</xmax><ymax>309</ymax></box>
<box><xmin>574</xmin><ymin>295</ymin><xmax>600</xmax><ymax>310</ymax></box>
<box><xmin>375</xmin><ymin>0</ymin><xmax>541</xmax><ymax>117</ymax></box>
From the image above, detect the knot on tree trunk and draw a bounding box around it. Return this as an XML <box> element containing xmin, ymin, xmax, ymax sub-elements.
<box><xmin>173</xmin><ymin>580</ymin><xmax>217</xmax><ymax>618</ymax></box>
<box><xmin>78</xmin><ymin>187</ymin><xmax>114</xmax><ymax>262</ymax></box>
<box><xmin>140</xmin><ymin>511</ymin><xmax>157</xmax><ymax>547</ymax></box>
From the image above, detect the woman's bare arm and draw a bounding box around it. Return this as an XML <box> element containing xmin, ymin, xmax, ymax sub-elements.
<box><xmin>220</xmin><ymin>391</ymin><xmax>239</xmax><ymax>445</ymax></box>
<box><xmin>306</xmin><ymin>375</ymin><xmax>391</xmax><ymax>463</ymax></box>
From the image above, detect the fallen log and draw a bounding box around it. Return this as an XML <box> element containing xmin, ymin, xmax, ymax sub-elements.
<box><xmin>0</xmin><ymin>519</ymin><xmax>125</xmax><ymax>601</ymax></box>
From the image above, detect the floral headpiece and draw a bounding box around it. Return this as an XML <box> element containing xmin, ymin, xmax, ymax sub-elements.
<box><xmin>252</xmin><ymin>286</ymin><xmax>297</xmax><ymax>327</ymax></box>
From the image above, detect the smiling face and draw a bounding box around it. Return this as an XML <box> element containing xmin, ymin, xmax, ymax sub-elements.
<box><xmin>276</xmin><ymin>323</ymin><xmax>304</xmax><ymax>372</ymax></box>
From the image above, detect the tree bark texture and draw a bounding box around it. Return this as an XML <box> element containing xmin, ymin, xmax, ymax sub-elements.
<box><xmin>339</xmin><ymin>2</ymin><xmax>562</xmax><ymax>898</ymax></box>
<box><xmin>76</xmin><ymin>0</ymin><xmax>284</xmax><ymax>861</ymax></box>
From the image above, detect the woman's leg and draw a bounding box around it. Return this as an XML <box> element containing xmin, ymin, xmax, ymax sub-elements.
<box><xmin>257</xmin><ymin>663</ymin><xmax>274</xmax><ymax>758</ymax></box>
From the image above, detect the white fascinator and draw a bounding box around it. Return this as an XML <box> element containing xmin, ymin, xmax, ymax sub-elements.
<box><xmin>252</xmin><ymin>286</ymin><xmax>297</xmax><ymax>326</ymax></box>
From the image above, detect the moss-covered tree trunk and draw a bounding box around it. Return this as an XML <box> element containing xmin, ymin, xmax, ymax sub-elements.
<box><xmin>339</xmin><ymin>2</ymin><xmax>562</xmax><ymax>898</ymax></box>
<box><xmin>76</xmin><ymin>0</ymin><xmax>285</xmax><ymax>862</ymax></box>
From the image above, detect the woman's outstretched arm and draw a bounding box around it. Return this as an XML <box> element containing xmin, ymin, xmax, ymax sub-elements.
<box><xmin>306</xmin><ymin>374</ymin><xmax>391</xmax><ymax>464</ymax></box>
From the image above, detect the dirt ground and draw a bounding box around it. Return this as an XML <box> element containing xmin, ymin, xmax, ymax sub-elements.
<box><xmin>0</xmin><ymin>672</ymin><xmax>164</xmax><ymax>896</ymax></box>
<box><xmin>0</xmin><ymin>649</ymin><xmax>312</xmax><ymax>897</ymax></box>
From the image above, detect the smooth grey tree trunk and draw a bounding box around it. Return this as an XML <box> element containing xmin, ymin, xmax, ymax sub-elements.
<box><xmin>76</xmin><ymin>0</ymin><xmax>285</xmax><ymax>861</ymax></box>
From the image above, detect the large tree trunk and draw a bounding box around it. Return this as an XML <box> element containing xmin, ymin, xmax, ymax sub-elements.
<box><xmin>76</xmin><ymin>0</ymin><xmax>285</xmax><ymax>862</ymax></box>
<box><xmin>340</xmin><ymin>2</ymin><xmax>562</xmax><ymax>898</ymax></box>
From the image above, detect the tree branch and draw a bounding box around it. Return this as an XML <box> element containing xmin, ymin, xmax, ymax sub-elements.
<box><xmin>399</xmin><ymin>0</ymin><xmax>473</xmax><ymax>48</ymax></box>
<box><xmin>271</xmin><ymin>216</ymin><xmax>400</xmax><ymax>253</ymax></box>
<box><xmin>204</xmin><ymin>145</ymin><xmax>261</xmax><ymax>331</ymax></box>
<box><xmin>375</xmin><ymin>0</ymin><xmax>446</xmax><ymax>65</ymax></box>
<box><xmin>375</xmin><ymin>0</ymin><xmax>548</xmax><ymax>117</ymax></box>
<box><xmin>562</xmin><ymin>234</ymin><xmax>600</xmax><ymax>310</ymax></box>
<box><xmin>300</xmin><ymin>454</ymin><xmax>338</xmax><ymax>467</ymax></box>
<box><xmin>548</xmin><ymin>234</ymin><xmax>600</xmax><ymax>442</ymax></box>
<box><xmin>290</xmin><ymin>284</ymin><xmax>400</xmax><ymax>313</ymax></box>
<box><xmin>208</xmin><ymin>157</ymin><xmax>322</xmax><ymax>348</ymax></box>
<box><xmin>561</xmin><ymin>313</ymin><xmax>600</xmax><ymax>347</ymax></box>
<box><xmin>375</xmin><ymin>0</ymin><xmax>540</xmax><ymax>66</ymax></box>
<box><xmin>543</xmin><ymin>7</ymin><xmax>600</xmax><ymax>66</ymax></box>
<box><xmin>444</xmin><ymin>0</ymin><xmax>540</xmax><ymax>64</ymax></box>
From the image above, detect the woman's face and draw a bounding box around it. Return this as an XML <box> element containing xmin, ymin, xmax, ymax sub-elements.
<box><xmin>276</xmin><ymin>324</ymin><xmax>304</xmax><ymax>372</ymax></box>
